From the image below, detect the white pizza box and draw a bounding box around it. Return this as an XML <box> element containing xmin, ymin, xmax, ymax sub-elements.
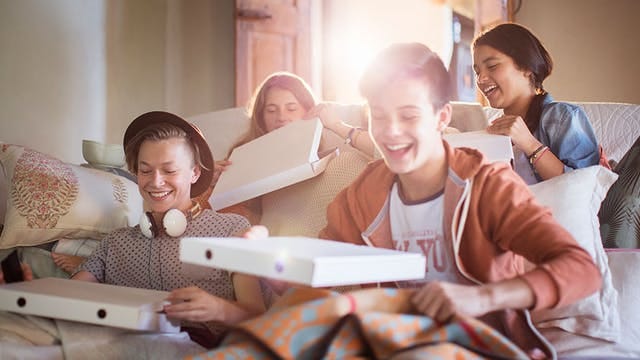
<box><xmin>444</xmin><ymin>130</ymin><xmax>514</xmax><ymax>163</ymax></box>
<box><xmin>210</xmin><ymin>118</ymin><xmax>334</xmax><ymax>210</ymax></box>
<box><xmin>180</xmin><ymin>236</ymin><xmax>426</xmax><ymax>287</ymax></box>
<box><xmin>450</xmin><ymin>101</ymin><xmax>489</xmax><ymax>132</ymax></box>
<box><xmin>0</xmin><ymin>278</ymin><xmax>180</xmax><ymax>333</ymax></box>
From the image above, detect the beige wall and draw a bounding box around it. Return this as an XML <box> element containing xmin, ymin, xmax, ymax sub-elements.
<box><xmin>165</xmin><ymin>0</ymin><xmax>235</xmax><ymax>118</ymax></box>
<box><xmin>515</xmin><ymin>0</ymin><xmax>640</xmax><ymax>104</ymax></box>
<box><xmin>0</xmin><ymin>0</ymin><xmax>235</xmax><ymax>164</ymax></box>
<box><xmin>105</xmin><ymin>0</ymin><xmax>168</xmax><ymax>150</ymax></box>
<box><xmin>0</xmin><ymin>0</ymin><xmax>106</xmax><ymax>163</ymax></box>
<box><xmin>105</xmin><ymin>0</ymin><xmax>236</xmax><ymax>154</ymax></box>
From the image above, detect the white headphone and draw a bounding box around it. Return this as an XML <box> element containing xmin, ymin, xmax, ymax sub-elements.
<box><xmin>139</xmin><ymin>209</ymin><xmax>188</xmax><ymax>238</ymax></box>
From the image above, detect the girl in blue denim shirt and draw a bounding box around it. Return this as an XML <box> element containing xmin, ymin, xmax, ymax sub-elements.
<box><xmin>472</xmin><ymin>23</ymin><xmax>604</xmax><ymax>184</ymax></box>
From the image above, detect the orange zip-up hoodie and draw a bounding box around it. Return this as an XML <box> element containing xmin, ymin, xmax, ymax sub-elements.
<box><xmin>320</xmin><ymin>141</ymin><xmax>601</xmax><ymax>359</ymax></box>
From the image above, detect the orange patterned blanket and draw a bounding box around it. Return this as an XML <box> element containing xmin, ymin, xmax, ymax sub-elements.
<box><xmin>188</xmin><ymin>287</ymin><xmax>528</xmax><ymax>359</ymax></box>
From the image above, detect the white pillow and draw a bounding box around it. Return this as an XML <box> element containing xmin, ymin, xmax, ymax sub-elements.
<box><xmin>0</xmin><ymin>143</ymin><xmax>143</xmax><ymax>249</ymax></box>
<box><xmin>537</xmin><ymin>250</ymin><xmax>640</xmax><ymax>358</ymax></box>
<box><xmin>529</xmin><ymin>165</ymin><xmax>620</xmax><ymax>342</ymax></box>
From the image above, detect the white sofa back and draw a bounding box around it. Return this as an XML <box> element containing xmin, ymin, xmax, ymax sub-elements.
<box><xmin>188</xmin><ymin>102</ymin><xmax>640</xmax><ymax>165</ymax></box>
<box><xmin>577</xmin><ymin>102</ymin><xmax>640</xmax><ymax>164</ymax></box>
<box><xmin>484</xmin><ymin>102</ymin><xmax>640</xmax><ymax>165</ymax></box>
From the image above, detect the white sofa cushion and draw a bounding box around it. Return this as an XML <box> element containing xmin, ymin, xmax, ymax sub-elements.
<box><xmin>539</xmin><ymin>250</ymin><xmax>640</xmax><ymax>358</ymax></box>
<box><xmin>607</xmin><ymin>249</ymin><xmax>640</xmax><ymax>350</ymax></box>
<box><xmin>529</xmin><ymin>166</ymin><xmax>620</xmax><ymax>342</ymax></box>
<box><xmin>261</xmin><ymin>149</ymin><xmax>370</xmax><ymax>237</ymax></box>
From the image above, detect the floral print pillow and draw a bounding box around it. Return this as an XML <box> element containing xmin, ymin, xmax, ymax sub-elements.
<box><xmin>0</xmin><ymin>143</ymin><xmax>142</xmax><ymax>249</ymax></box>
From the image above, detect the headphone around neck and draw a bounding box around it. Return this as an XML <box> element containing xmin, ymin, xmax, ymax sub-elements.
<box><xmin>138</xmin><ymin>202</ymin><xmax>202</xmax><ymax>238</ymax></box>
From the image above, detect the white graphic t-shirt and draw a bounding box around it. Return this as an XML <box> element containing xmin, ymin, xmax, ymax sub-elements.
<box><xmin>389</xmin><ymin>182</ymin><xmax>458</xmax><ymax>287</ymax></box>
<box><xmin>390</xmin><ymin>182</ymin><xmax>505</xmax><ymax>332</ymax></box>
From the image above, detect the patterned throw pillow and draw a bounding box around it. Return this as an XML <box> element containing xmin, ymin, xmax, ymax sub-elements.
<box><xmin>599</xmin><ymin>135</ymin><xmax>640</xmax><ymax>248</ymax></box>
<box><xmin>0</xmin><ymin>143</ymin><xmax>143</xmax><ymax>249</ymax></box>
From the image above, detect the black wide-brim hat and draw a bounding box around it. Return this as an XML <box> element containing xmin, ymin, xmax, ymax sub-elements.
<box><xmin>123</xmin><ymin>111</ymin><xmax>214</xmax><ymax>199</ymax></box>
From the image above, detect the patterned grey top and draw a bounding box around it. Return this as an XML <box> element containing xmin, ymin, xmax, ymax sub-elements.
<box><xmin>80</xmin><ymin>209</ymin><xmax>250</xmax><ymax>302</ymax></box>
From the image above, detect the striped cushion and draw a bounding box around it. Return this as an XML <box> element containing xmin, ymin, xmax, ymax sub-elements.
<box><xmin>599</xmin><ymin>135</ymin><xmax>640</xmax><ymax>248</ymax></box>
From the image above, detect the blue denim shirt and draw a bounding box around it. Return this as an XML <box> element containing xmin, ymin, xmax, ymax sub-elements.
<box><xmin>513</xmin><ymin>94</ymin><xmax>600</xmax><ymax>184</ymax></box>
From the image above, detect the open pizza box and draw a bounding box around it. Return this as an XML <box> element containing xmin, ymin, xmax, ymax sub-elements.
<box><xmin>0</xmin><ymin>278</ymin><xmax>180</xmax><ymax>332</ymax></box>
<box><xmin>180</xmin><ymin>236</ymin><xmax>426</xmax><ymax>287</ymax></box>
<box><xmin>444</xmin><ymin>130</ymin><xmax>514</xmax><ymax>164</ymax></box>
<box><xmin>209</xmin><ymin>118</ymin><xmax>335</xmax><ymax>210</ymax></box>
<box><xmin>447</xmin><ymin>102</ymin><xmax>513</xmax><ymax>164</ymax></box>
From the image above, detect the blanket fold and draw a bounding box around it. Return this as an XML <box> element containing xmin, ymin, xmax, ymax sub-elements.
<box><xmin>188</xmin><ymin>287</ymin><xmax>529</xmax><ymax>360</ymax></box>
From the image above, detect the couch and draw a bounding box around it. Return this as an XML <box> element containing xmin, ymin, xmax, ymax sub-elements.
<box><xmin>0</xmin><ymin>101</ymin><xmax>639</xmax><ymax>359</ymax></box>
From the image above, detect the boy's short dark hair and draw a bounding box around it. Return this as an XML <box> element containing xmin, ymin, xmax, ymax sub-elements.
<box><xmin>359</xmin><ymin>43</ymin><xmax>453</xmax><ymax>111</ymax></box>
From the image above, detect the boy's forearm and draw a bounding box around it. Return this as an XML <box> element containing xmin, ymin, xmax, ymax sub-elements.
<box><xmin>217</xmin><ymin>297</ymin><xmax>262</xmax><ymax>324</ymax></box>
<box><xmin>481</xmin><ymin>277</ymin><xmax>535</xmax><ymax>313</ymax></box>
<box><xmin>71</xmin><ymin>270</ymin><xmax>99</xmax><ymax>282</ymax></box>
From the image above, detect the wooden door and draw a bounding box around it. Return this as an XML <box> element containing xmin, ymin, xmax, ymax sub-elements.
<box><xmin>474</xmin><ymin>0</ymin><xmax>510</xmax><ymax>33</ymax></box>
<box><xmin>235</xmin><ymin>0</ymin><xmax>311</xmax><ymax>107</ymax></box>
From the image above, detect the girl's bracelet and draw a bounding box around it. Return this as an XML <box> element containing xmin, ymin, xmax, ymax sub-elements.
<box><xmin>529</xmin><ymin>145</ymin><xmax>549</xmax><ymax>166</ymax></box>
<box><xmin>344</xmin><ymin>127</ymin><xmax>363</xmax><ymax>146</ymax></box>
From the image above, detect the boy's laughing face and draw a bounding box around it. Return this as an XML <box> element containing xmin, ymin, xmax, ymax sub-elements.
<box><xmin>368</xmin><ymin>76</ymin><xmax>450</xmax><ymax>178</ymax></box>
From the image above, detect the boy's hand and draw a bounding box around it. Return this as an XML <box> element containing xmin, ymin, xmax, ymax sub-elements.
<box><xmin>411</xmin><ymin>278</ymin><xmax>534</xmax><ymax>324</ymax></box>
<box><xmin>241</xmin><ymin>225</ymin><xmax>269</xmax><ymax>239</ymax></box>
<box><xmin>237</xmin><ymin>225</ymin><xmax>293</xmax><ymax>295</ymax></box>
<box><xmin>410</xmin><ymin>281</ymin><xmax>489</xmax><ymax>323</ymax></box>
<box><xmin>163</xmin><ymin>286</ymin><xmax>225</xmax><ymax>322</ymax></box>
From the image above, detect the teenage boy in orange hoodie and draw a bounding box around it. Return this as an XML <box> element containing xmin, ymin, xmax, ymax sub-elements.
<box><xmin>318</xmin><ymin>43</ymin><xmax>601</xmax><ymax>359</ymax></box>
